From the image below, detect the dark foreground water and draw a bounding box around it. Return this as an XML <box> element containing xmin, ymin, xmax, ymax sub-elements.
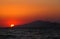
<box><xmin>0</xmin><ymin>28</ymin><xmax>60</xmax><ymax>39</ymax></box>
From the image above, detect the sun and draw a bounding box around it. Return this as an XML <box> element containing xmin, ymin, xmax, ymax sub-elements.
<box><xmin>10</xmin><ymin>24</ymin><xmax>14</xmax><ymax>27</ymax></box>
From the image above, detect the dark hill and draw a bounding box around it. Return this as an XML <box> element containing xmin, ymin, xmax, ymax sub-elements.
<box><xmin>13</xmin><ymin>20</ymin><xmax>60</xmax><ymax>29</ymax></box>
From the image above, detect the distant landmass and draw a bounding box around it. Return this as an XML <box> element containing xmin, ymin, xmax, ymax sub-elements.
<box><xmin>13</xmin><ymin>20</ymin><xmax>60</xmax><ymax>29</ymax></box>
<box><xmin>0</xmin><ymin>20</ymin><xmax>60</xmax><ymax>29</ymax></box>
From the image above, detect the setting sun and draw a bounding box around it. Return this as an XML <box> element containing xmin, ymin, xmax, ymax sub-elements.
<box><xmin>0</xmin><ymin>0</ymin><xmax>60</xmax><ymax>27</ymax></box>
<box><xmin>10</xmin><ymin>24</ymin><xmax>14</xmax><ymax>27</ymax></box>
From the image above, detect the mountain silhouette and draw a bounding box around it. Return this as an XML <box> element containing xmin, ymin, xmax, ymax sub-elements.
<box><xmin>13</xmin><ymin>20</ymin><xmax>60</xmax><ymax>29</ymax></box>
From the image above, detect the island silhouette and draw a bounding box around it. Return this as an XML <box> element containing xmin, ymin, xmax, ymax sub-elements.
<box><xmin>11</xmin><ymin>20</ymin><xmax>60</xmax><ymax>29</ymax></box>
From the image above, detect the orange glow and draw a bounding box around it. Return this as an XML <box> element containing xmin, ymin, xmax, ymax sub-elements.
<box><xmin>6</xmin><ymin>19</ymin><xmax>23</xmax><ymax>27</ymax></box>
<box><xmin>10</xmin><ymin>24</ymin><xmax>14</xmax><ymax>27</ymax></box>
<box><xmin>0</xmin><ymin>0</ymin><xmax>60</xmax><ymax>27</ymax></box>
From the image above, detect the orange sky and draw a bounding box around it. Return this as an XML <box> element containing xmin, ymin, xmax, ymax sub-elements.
<box><xmin>0</xmin><ymin>0</ymin><xmax>60</xmax><ymax>27</ymax></box>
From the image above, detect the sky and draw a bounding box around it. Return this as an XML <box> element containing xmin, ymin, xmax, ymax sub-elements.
<box><xmin>0</xmin><ymin>0</ymin><xmax>60</xmax><ymax>27</ymax></box>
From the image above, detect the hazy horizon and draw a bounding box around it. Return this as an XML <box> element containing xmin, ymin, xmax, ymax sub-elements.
<box><xmin>0</xmin><ymin>0</ymin><xmax>60</xmax><ymax>27</ymax></box>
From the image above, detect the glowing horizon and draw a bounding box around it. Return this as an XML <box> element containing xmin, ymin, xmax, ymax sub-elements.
<box><xmin>0</xmin><ymin>0</ymin><xmax>60</xmax><ymax>27</ymax></box>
